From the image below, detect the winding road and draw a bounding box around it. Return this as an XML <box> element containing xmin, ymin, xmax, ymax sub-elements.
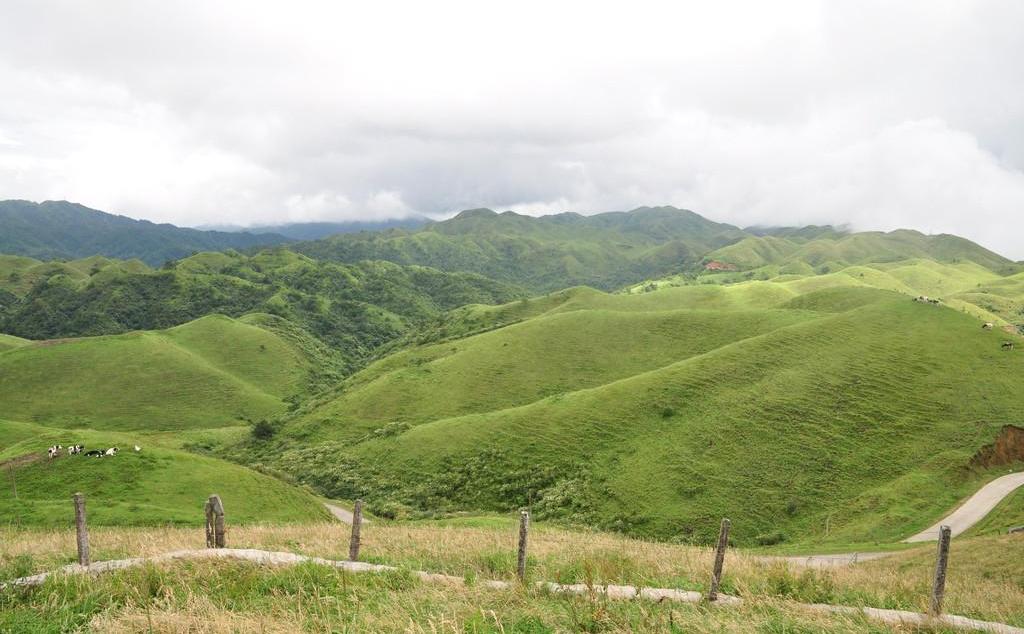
<box><xmin>775</xmin><ymin>471</ymin><xmax>1024</xmax><ymax>567</ymax></box>
<box><xmin>904</xmin><ymin>472</ymin><xmax>1024</xmax><ymax>543</ymax></box>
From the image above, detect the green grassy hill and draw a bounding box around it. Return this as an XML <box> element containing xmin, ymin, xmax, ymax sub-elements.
<box><xmin>633</xmin><ymin>258</ymin><xmax>1024</xmax><ymax>334</ymax></box>
<box><xmin>707</xmin><ymin>230</ymin><xmax>1017</xmax><ymax>275</ymax></box>
<box><xmin>0</xmin><ymin>420</ymin><xmax>328</xmax><ymax>526</ymax></box>
<box><xmin>0</xmin><ymin>333</ymin><xmax>28</xmax><ymax>352</ymax></box>
<box><xmin>255</xmin><ymin>281</ymin><xmax>1024</xmax><ymax>547</ymax></box>
<box><xmin>0</xmin><ymin>314</ymin><xmax>323</xmax><ymax>430</ymax></box>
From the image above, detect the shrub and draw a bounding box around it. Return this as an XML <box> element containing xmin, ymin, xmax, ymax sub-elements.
<box><xmin>251</xmin><ymin>420</ymin><xmax>277</xmax><ymax>441</ymax></box>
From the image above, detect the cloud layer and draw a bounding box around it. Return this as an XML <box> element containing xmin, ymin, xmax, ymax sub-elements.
<box><xmin>1</xmin><ymin>1</ymin><xmax>1022</xmax><ymax>257</ymax></box>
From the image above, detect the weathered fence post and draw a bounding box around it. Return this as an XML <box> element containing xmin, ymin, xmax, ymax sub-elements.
<box><xmin>204</xmin><ymin>499</ymin><xmax>214</xmax><ymax>548</ymax></box>
<box><xmin>349</xmin><ymin>499</ymin><xmax>363</xmax><ymax>561</ymax></box>
<box><xmin>930</xmin><ymin>525</ymin><xmax>952</xmax><ymax>616</ymax></box>
<box><xmin>517</xmin><ymin>509</ymin><xmax>530</xmax><ymax>581</ymax></box>
<box><xmin>73</xmin><ymin>492</ymin><xmax>89</xmax><ymax>566</ymax></box>
<box><xmin>707</xmin><ymin>518</ymin><xmax>731</xmax><ymax>601</ymax></box>
<box><xmin>207</xmin><ymin>495</ymin><xmax>226</xmax><ymax>548</ymax></box>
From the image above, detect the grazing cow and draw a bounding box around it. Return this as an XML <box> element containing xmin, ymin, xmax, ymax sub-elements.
<box><xmin>1002</xmin><ymin>342</ymin><xmax>1015</xmax><ymax>351</ymax></box>
<box><xmin>47</xmin><ymin>445</ymin><xmax>63</xmax><ymax>459</ymax></box>
<box><xmin>983</xmin><ymin>322</ymin><xmax>995</xmax><ymax>330</ymax></box>
<box><xmin>104</xmin><ymin>447</ymin><xmax>119</xmax><ymax>456</ymax></box>
<box><xmin>67</xmin><ymin>444</ymin><xmax>84</xmax><ymax>455</ymax></box>
<box><xmin>133</xmin><ymin>445</ymin><xmax>141</xmax><ymax>452</ymax></box>
<box><xmin>83</xmin><ymin>450</ymin><xmax>103</xmax><ymax>457</ymax></box>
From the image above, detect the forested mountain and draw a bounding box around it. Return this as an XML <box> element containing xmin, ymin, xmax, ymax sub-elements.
<box><xmin>202</xmin><ymin>217</ymin><xmax>429</xmax><ymax>240</ymax></box>
<box><xmin>0</xmin><ymin>249</ymin><xmax>523</xmax><ymax>373</ymax></box>
<box><xmin>0</xmin><ymin>200</ymin><xmax>290</xmax><ymax>265</ymax></box>
<box><xmin>292</xmin><ymin>206</ymin><xmax>749</xmax><ymax>292</ymax></box>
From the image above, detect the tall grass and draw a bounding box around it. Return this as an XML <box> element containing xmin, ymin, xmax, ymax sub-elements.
<box><xmin>3</xmin><ymin>521</ymin><xmax>1021</xmax><ymax>628</ymax></box>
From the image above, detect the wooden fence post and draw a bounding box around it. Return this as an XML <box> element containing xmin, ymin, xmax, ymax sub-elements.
<box><xmin>208</xmin><ymin>495</ymin><xmax>226</xmax><ymax>548</ymax></box>
<box><xmin>707</xmin><ymin>518</ymin><xmax>731</xmax><ymax>601</ymax></box>
<box><xmin>73</xmin><ymin>492</ymin><xmax>89</xmax><ymax>566</ymax></box>
<box><xmin>517</xmin><ymin>510</ymin><xmax>530</xmax><ymax>581</ymax></box>
<box><xmin>204</xmin><ymin>499</ymin><xmax>214</xmax><ymax>548</ymax></box>
<box><xmin>930</xmin><ymin>525</ymin><xmax>952</xmax><ymax>616</ymax></box>
<box><xmin>349</xmin><ymin>499</ymin><xmax>363</xmax><ymax>561</ymax></box>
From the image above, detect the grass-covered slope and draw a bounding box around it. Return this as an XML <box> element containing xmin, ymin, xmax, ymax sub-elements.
<box><xmin>707</xmin><ymin>229</ymin><xmax>1017</xmax><ymax>275</ymax></box>
<box><xmin>288</xmin><ymin>297</ymin><xmax>816</xmax><ymax>442</ymax></box>
<box><xmin>0</xmin><ymin>421</ymin><xmax>329</xmax><ymax>526</ymax></box>
<box><xmin>634</xmin><ymin>258</ymin><xmax>1024</xmax><ymax>334</ymax></box>
<box><xmin>261</xmin><ymin>283</ymin><xmax>1024</xmax><ymax>547</ymax></box>
<box><xmin>0</xmin><ymin>314</ymin><xmax>321</xmax><ymax>430</ymax></box>
<box><xmin>0</xmin><ymin>333</ymin><xmax>28</xmax><ymax>352</ymax></box>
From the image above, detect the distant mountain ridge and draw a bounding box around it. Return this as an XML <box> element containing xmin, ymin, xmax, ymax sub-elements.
<box><xmin>2</xmin><ymin>199</ymin><xmax>1016</xmax><ymax>289</ymax></box>
<box><xmin>293</xmin><ymin>206</ymin><xmax>749</xmax><ymax>292</ymax></box>
<box><xmin>0</xmin><ymin>200</ymin><xmax>291</xmax><ymax>265</ymax></box>
<box><xmin>199</xmin><ymin>217</ymin><xmax>430</xmax><ymax>241</ymax></box>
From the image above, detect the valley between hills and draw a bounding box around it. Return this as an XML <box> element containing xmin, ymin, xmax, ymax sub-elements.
<box><xmin>1</xmin><ymin>203</ymin><xmax>1022</xmax><ymax>631</ymax></box>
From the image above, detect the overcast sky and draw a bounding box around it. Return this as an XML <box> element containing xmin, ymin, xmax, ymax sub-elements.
<box><xmin>1</xmin><ymin>1</ymin><xmax>1022</xmax><ymax>257</ymax></box>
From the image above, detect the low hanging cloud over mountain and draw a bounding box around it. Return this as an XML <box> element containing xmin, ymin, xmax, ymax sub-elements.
<box><xmin>1</xmin><ymin>1</ymin><xmax>1022</xmax><ymax>257</ymax></box>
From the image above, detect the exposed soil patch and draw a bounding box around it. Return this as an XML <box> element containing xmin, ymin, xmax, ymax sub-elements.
<box><xmin>971</xmin><ymin>425</ymin><xmax>1024</xmax><ymax>469</ymax></box>
<box><xmin>703</xmin><ymin>260</ymin><xmax>738</xmax><ymax>272</ymax></box>
<box><xmin>32</xmin><ymin>337</ymin><xmax>85</xmax><ymax>348</ymax></box>
<box><xmin>0</xmin><ymin>452</ymin><xmax>42</xmax><ymax>470</ymax></box>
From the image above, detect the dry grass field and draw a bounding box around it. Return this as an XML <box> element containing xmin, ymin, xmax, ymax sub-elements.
<box><xmin>2</xmin><ymin>519</ymin><xmax>1021</xmax><ymax>632</ymax></box>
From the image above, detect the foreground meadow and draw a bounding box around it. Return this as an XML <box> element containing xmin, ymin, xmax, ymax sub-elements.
<box><xmin>2</xmin><ymin>518</ymin><xmax>1021</xmax><ymax>632</ymax></box>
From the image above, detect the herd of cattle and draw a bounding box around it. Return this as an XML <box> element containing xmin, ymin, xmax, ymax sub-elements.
<box><xmin>46</xmin><ymin>444</ymin><xmax>140</xmax><ymax>459</ymax></box>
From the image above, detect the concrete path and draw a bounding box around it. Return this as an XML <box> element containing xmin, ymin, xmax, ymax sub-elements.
<box><xmin>770</xmin><ymin>552</ymin><xmax>892</xmax><ymax>568</ymax></box>
<box><xmin>2</xmin><ymin>548</ymin><xmax>1021</xmax><ymax>633</ymax></box>
<box><xmin>324</xmin><ymin>502</ymin><xmax>367</xmax><ymax>525</ymax></box>
<box><xmin>905</xmin><ymin>472</ymin><xmax>1024</xmax><ymax>542</ymax></box>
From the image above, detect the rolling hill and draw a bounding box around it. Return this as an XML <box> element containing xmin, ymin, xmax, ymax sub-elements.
<box><xmin>0</xmin><ymin>314</ymin><xmax>329</xmax><ymax>430</ymax></box>
<box><xmin>632</xmin><ymin>258</ymin><xmax>1024</xmax><ymax>333</ymax></box>
<box><xmin>0</xmin><ymin>420</ymin><xmax>329</xmax><ymax>526</ymax></box>
<box><xmin>0</xmin><ymin>200</ymin><xmax>290</xmax><ymax>265</ymax></box>
<box><xmin>704</xmin><ymin>230</ymin><xmax>1018</xmax><ymax>275</ymax></box>
<box><xmin>250</xmin><ymin>271</ymin><xmax>1024</xmax><ymax>547</ymax></box>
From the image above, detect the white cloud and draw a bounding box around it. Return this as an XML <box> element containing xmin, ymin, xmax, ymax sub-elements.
<box><xmin>0</xmin><ymin>0</ymin><xmax>1022</xmax><ymax>257</ymax></box>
